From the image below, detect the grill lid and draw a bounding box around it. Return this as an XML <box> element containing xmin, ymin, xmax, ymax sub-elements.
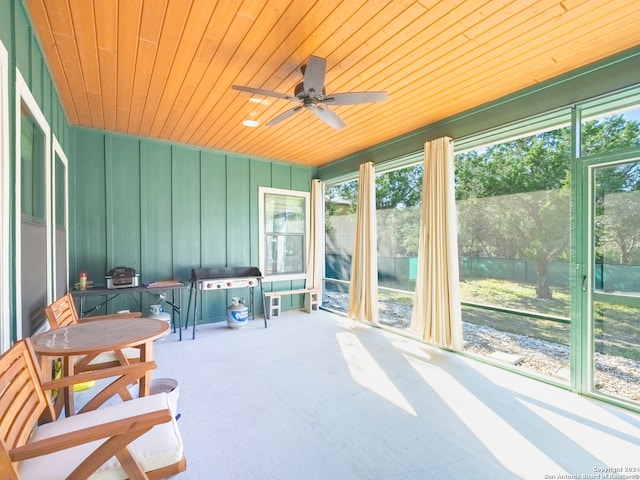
<box><xmin>191</xmin><ymin>267</ymin><xmax>262</xmax><ymax>282</ymax></box>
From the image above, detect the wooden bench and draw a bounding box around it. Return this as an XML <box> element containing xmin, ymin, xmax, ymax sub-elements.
<box><xmin>0</xmin><ymin>338</ymin><xmax>186</xmax><ymax>479</ymax></box>
<box><xmin>263</xmin><ymin>288</ymin><xmax>321</xmax><ymax>319</ymax></box>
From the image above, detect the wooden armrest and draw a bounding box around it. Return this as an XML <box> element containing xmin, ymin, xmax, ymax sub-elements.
<box><xmin>43</xmin><ymin>361</ymin><xmax>157</xmax><ymax>415</ymax></box>
<box><xmin>11</xmin><ymin>409</ymin><xmax>173</xmax><ymax>478</ymax></box>
<box><xmin>9</xmin><ymin>409</ymin><xmax>172</xmax><ymax>462</ymax></box>
<box><xmin>43</xmin><ymin>361</ymin><xmax>157</xmax><ymax>391</ymax></box>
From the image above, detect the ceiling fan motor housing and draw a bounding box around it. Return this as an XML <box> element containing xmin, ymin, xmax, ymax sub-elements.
<box><xmin>294</xmin><ymin>81</ymin><xmax>325</xmax><ymax>100</ymax></box>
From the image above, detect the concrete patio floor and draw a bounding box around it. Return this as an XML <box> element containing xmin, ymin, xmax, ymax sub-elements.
<box><xmin>125</xmin><ymin>309</ymin><xmax>640</xmax><ymax>479</ymax></box>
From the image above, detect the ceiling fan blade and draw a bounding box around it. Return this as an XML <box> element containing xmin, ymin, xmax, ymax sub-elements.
<box><xmin>311</xmin><ymin>105</ymin><xmax>346</xmax><ymax>130</ymax></box>
<box><xmin>232</xmin><ymin>85</ymin><xmax>296</xmax><ymax>101</ymax></box>
<box><xmin>266</xmin><ymin>106</ymin><xmax>304</xmax><ymax>127</ymax></box>
<box><xmin>324</xmin><ymin>91</ymin><xmax>388</xmax><ymax>105</ymax></box>
<box><xmin>303</xmin><ymin>56</ymin><xmax>326</xmax><ymax>98</ymax></box>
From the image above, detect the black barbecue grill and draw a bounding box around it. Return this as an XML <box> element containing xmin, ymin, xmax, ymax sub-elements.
<box><xmin>191</xmin><ymin>267</ymin><xmax>262</xmax><ymax>290</ymax></box>
<box><xmin>185</xmin><ymin>266</ymin><xmax>264</xmax><ymax>339</ymax></box>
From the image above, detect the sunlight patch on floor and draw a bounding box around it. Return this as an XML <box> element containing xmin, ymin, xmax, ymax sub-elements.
<box><xmin>519</xmin><ymin>397</ymin><xmax>640</xmax><ymax>468</ymax></box>
<box><xmin>336</xmin><ymin>331</ymin><xmax>417</xmax><ymax>416</ymax></box>
<box><xmin>406</xmin><ymin>354</ymin><xmax>566</xmax><ymax>479</ymax></box>
<box><xmin>385</xmin><ymin>333</ymin><xmax>434</xmax><ymax>363</ymax></box>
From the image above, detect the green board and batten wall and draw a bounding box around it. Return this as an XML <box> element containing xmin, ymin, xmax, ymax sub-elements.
<box><xmin>70</xmin><ymin>128</ymin><xmax>313</xmax><ymax>322</ymax></box>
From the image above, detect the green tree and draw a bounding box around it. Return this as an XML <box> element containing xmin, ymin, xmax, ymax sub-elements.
<box><xmin>326</xmin><ymin>165</ymin><xmax>423</xmax><ymax>211</ymax></box>
<box><xmin>326</xmin><ymin>166</ymin><xmax>423</xmax><ymax>258</ymax></box>
<box><xmin>456</xmin><ymin>114</ymin><xmax>640</xmax><ymax>299</ymax></box>
<box><xmin>594</xmin><ymin>163</ymin><xmax>640</xmax><ymax>267</ymax></box>
<box><xmin>456</xmin><ymin>129</ymin><xmax>572</xmax><ymax>299</ymax></box>
<box><xmin>582</xmin><ymin>115</ymin><xmax>640</xmax><ymax>156</ymax></box>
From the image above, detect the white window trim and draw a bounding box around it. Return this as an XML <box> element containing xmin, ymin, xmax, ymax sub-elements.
<box><xmin>15</xmin><ymin>70</ymin><xmax>52</xmax><ymax>340</ymax></box>
<box><xmin>0</xmin><ymin>40</ymin><xmax>9</xmax><ymax>351</ymax></box>
<box><xmin>52</xmin><ymin>135</ymin><xmax>69</xmax><ymax>298</ymax></box>
<box><xmin>258</xmin><ymin>186</ymin><xmax>310</xmax><ymax>283</ymax></box>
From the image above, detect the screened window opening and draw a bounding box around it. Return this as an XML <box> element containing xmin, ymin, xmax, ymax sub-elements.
<box><xmin>580</xmin><ymin>90</ymin><xmax>640</xmax><ymax>157</ymax></box>
<box><xmin>455</xmin><ymin>124</ymin><xmax>573</xmax><ymax>382</ymax></box>
<box><xmin>320</xmin><ymin>85</ymin><xmax>640</xmax><ymax>409</ymax></box>
<box><xmin>323</xmin><ymin>179</ymin><xmax>358</xmax><ymax>313</ymax></box>
<box><xmin>375</xmin><ymin>164</ymin><xmax>422</xmax><ymax>329</ymax></box>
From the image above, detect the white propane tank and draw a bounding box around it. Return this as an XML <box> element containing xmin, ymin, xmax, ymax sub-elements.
<box><xmin>149</xmin><ymin>304</ymin><xmax>171</xmax><ymax>328</ymax></box>
<box><xmin>227</xmin><ymin>297</ymin><xmax>248</xmax><ymax>329</ymax></box>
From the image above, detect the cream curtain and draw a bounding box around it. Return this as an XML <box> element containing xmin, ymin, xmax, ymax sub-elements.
<box><xmin>305</xmin><ymin>179</ymin><xmax>324</xmax><ymax>290</ymax></box>
<box><xmin>348</xmin><ymin>162</ymin><xmax>379</xmax><ymax>323</ymax></box>
<box><xmin>410</xmin><ymin>137</ymin><xmax>463</xmax><ymax>349</ymax></box>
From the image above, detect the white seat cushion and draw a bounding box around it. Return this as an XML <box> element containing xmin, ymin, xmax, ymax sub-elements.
<box><xmin>88</xmin><ymin>347</ymin><xmax>141</xmax><ymax>366</ymax></box>
<box><xmin>18</xmin><ymin>393</ymin><xmax>184</xmax><ymax>480</ymax></box>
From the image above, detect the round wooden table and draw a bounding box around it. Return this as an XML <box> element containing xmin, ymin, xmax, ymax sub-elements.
<box><xmin>33</xmin><ymin>317</ymin><xmax>169</xmax><ymax>354</ymax></box>
<box><xmin>32</xmin><ymin>317</ymin><xmax>169</xmax><ymax>415</ymax></box>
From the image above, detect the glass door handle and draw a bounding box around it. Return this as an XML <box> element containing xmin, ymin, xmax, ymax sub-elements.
<box><xmin>582</xmin><ymin>275</ymin><xmax>587</xmax><ymax>292</ymax></box>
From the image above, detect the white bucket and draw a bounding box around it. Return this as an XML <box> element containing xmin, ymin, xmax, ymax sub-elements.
<box><xmin>150</xmin><ymin>377</ymin><xmax>179</xmax><ymax>417</ymax></box>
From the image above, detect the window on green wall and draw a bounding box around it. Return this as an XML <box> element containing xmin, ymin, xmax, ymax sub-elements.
<box><xmin>259</xmin><ymin>187</ymin><xmax>309</xmax><ymax>281</ymax></box>
<box><xmin>20</xmin><ymin>107</ymin><xmax>46</xmax><ymax>222</ymax></box>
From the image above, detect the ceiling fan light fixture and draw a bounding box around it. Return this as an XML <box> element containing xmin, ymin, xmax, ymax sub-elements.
<box><xmin>249</xmin><ymin>97</ymin><xmax>271</xmax><ymax>105</ymax></box>
<box><xmin>242</xmin><ymin>119</ymin><xmax>259</xmax><ymax>127</ymax></box>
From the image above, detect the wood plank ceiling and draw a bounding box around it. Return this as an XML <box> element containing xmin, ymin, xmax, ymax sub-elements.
<box><xmin>25</xmin><ymin>0</ymin><xmax>640</xmax><ymax>167</ymax></box>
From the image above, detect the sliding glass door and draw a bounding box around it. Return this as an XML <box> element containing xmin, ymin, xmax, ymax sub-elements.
<box><xmin>586</xmin><ymin>157</ymin><xmax>640</xmax><ymax>403</ymax></box>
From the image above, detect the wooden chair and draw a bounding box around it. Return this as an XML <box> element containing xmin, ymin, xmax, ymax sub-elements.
<box><xmin>0</xmin><ymin>338</ymin><xmax>186</xmax><ymax>479</ymax></box>
<box><xmin>44</xmin><ymin>293</ymin><xmax>144</xmax><ymax>372</ymax></box>
<box><xmin>45</xmin><ymin>292</ymin><xmax>142</xmax><ymax>329</ymax></box>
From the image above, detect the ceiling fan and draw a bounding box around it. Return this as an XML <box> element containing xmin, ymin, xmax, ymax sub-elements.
<box><xmin>232</xmin><ymin>55</ymin><xmax>388</xmax><ymax>130</ymax></box>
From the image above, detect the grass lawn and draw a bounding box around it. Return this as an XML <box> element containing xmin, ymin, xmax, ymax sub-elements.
<box><xmin>463</xmin><ymin>278</ymin><xmax>640</xmax><ymax>360</ymax></box>
<box><xmin>459</xmin><ymin>278</ymin><xmax>570</xmax><ymax>317</ymax></box>
<box><xmin>457</xmin><ymin>278</ymin><xmax>570</xmax><ymax>346</ymax></box>
<box><xmin>378</xmin><ymin>278</ymin><xmax>639</xmax><ymax>361</ymax></box>
<box><xmin>328</xmin><ymin>276</ymin><xmax>640</xmax><ymax>360</ymax></box>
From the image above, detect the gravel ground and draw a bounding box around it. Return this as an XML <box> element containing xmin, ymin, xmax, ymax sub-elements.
<box><xmin>324</xmin><ymin>291</ymin><xmax>640</xmax><ymax>402</ymax></box>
